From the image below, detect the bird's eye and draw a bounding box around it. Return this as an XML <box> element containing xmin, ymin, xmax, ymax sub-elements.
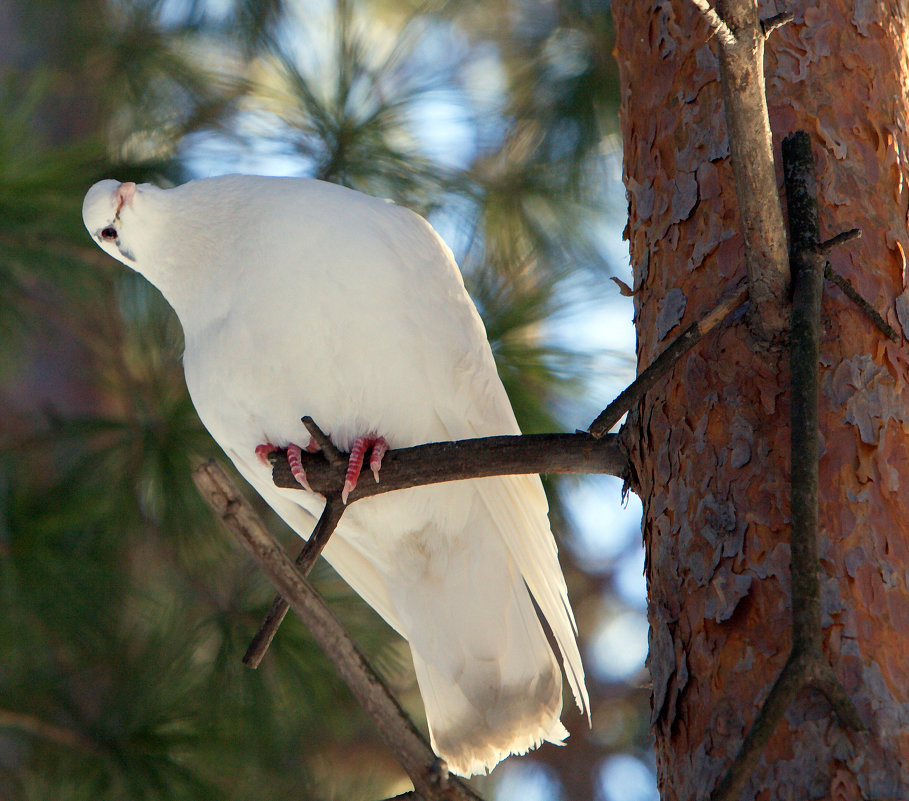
<box><xmin>100</xmin><ymin>226</ymin><xmax>118</xmax><ymax>241</ymax></box>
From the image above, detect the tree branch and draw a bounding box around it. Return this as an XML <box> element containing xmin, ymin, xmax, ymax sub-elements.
<box><xmin>816</xmin><ymin>227</ymin><xmax>899</xmax><ymax>341</ymax></box>
<box><xmin>242</xmin><ymin>495</ymin><xmax>345</xmax><ymax>668</ymax></box>
<box><xmin>588</xmin><ymin>283</ymin><xmax>748</xmax><ymax>438</ymax></box>
<box><xmin>760</xmin><ymin>11</ymin><xmax>793</xmax><ymax>37</ymax></box>
<box><xmin>817</xmin><ymin>228</ymin><xmax>861</xmax><ymax>253</ymax></box>
<box><xmin>824</xmin><ymin>262</ymin><xmax>901</xmax><ymax>342</ymax></box>
<box><xmin>689</xmin><ymin>0</ymin><xmax>736</xmax><ymax>47</ymax></box>
<box><xmin>781</xmin><ymin>133</ymin><xmax>865</xmax><ymax>734</ymax></box>
<box><xmin>303</xmin><ymin>415</ymin><xmax>345</xmax><ymax>464</ymax></box>
<box><xmin>710</xmin><ymin>130</ymin><xmax>864</xmax><ymax>801</ymax></box>
<box><xmin>192</xmin><ymin>460</ymin><xmax>483</xmax><ymax>801</ymax></box>
<box><xmin>250</xmin><ymin>429</ymin><xmax>624</xmax><ymax>669</ymax></box>
<box><xmin>0</xmin><ymin>708</ymin><xmax>102</xmax><ymax>756</ymax></box>
<box><xmin>786</xmin><ymin>130</ymin><xmax>825</xmax><ymax>655</ymax></box>
<box><xmin>706</xmin><ymin>0</ymin><xmax>791</xmax><ymax>338</ymax></box>
<box><xmin>708</xmin><ymin>652</ymin><xmax>806</xmax><ymax>801</ymax></box>
<box><xmin>268</xmin><ymin>432</ymin><xmax>628</xmax><ymax>498</ymax></box>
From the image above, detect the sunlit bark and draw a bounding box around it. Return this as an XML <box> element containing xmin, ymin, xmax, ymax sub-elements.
<box><xmin>613</xmin><ymin>1</ymin><xmax>909</xmax><ymax>797</ymax></box>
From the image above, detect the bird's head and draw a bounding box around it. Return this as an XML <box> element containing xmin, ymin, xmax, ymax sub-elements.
<box><xmin>83</xmin><ymin>178</ymin><xmax>206</xmax><ymax>320</ymax></box>
<box><xmin>82</xmin><ymin>179</ymin><xmax>157</xmax><ymax>267</ymax></box>
<box><xmin>83</xmin><ymin>176</ymin><xmax>245</xmax><ymax>324</ymax></box>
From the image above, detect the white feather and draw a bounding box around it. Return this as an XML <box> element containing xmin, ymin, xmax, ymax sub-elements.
<box><xmin>83</xmin><ymin>174</ymin><xmax>589</xmax><ymax>776</ymax></box>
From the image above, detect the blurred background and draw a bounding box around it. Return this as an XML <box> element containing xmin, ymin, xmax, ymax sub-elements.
<box><xmin>0</xmin><ymin>0</ymin><xmax>654</xmax><ymax>798</ymax></box>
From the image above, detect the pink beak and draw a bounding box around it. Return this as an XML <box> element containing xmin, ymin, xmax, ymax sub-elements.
<box><xmin>115</xmin><ymin>181</ymin><xmax>137</xmax><ymax>216</ymax></box>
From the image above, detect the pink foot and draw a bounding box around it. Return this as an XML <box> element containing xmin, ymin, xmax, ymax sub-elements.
<box><xmin>342</xmin><ymin>435</ymin><xmax>389</xmax><ymax>504</ymax></box>
<box><xmin>256</xmin><ymin>438</ymin><xmax>320</xmax><ymax>492</ymax></box>
<box><xmin>255</xmin><ymin>443</ymin><xmax>278</xmax><ymax>465</ymax></box>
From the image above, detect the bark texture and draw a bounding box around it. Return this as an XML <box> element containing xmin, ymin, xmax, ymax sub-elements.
<box><xmin>612</xmin><ymin>2</ymin><xmax>909</xmax><ymax>798</ymax></box>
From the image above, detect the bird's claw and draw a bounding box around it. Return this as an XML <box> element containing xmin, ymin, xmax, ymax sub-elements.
<box><xmin>370</xmin><ymin>438</ymin><xmax>388</xmax><ymax>483</ymax></box>
<box><xmin>255</xmin><ymin>443</ymin><xmax>278</xmax><ymax>466</ymax></box>
<box><xmin>257</xmin><ymin>434</ymin><xmax>385</xmax><ymax>503</ymax></box>
<box><xmin>342</xmin><ymin>435</ymin><xmax>388</xmax><ymax>504</ymax></box>
<box><xmin>286</xmin><ymin>443</ymin><xmax>313</xmax><ymax>492</ymax></box>
<box><xmin>257</xmin><ymin>438</ymin><xmax>320</xmax><ymax>492</ymax></box>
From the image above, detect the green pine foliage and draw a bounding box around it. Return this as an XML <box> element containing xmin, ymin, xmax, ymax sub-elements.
<box><xmin>0</xmin><ymin>1</ymin><xmax>649</xmax><ymax>799</ymax></box>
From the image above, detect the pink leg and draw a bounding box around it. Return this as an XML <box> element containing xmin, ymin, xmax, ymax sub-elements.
<box><xmin>342</xmin><ymin>435</ymin><xmax>389</xmax><ymax>504</ymax></box>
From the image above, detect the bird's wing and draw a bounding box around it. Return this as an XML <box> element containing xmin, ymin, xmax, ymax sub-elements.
<box><xmin>472</xmin><ymin>473</ymin><xmax>589</xmax><ymax>714</ymax></box>
<box><xmin>433</xmin><ymin>384</ymin><xmax>590</xmax><ymax>714</ymax></box>
<box><xmin>391</xmin><ymin>220</ymin><xmax>589</xmax><ymax>715</ymax></box>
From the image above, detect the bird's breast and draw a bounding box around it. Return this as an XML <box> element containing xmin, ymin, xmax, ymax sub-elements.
<box><xmin>176</xmin><ymin>193</ymin><xmax>494</xmax><ymax>473</ymax></box>
<box><xmin>181</xmin><ymin>279</ymin><xmax>441</xmax><ymax>461</ymax></box>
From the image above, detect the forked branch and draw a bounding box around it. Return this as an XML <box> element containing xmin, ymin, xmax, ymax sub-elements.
<box><xmin>709</xmin><ymin>130</ymin><xmax>865</xmax><ymax>801</ymax></box>
<box><xmin>193</xmin><ymin>460</ymin><xmax>483</xmax><ymax>801</ymax></box>
<box><xmin>242</xmin><ymin>494</ymin><xmax>345</xmax><ymax>668</ymax></box>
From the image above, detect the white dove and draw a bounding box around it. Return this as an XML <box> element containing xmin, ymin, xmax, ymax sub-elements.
<box><xmin>82</xmin><ymin>175</ymin><xmax>588</xmax><ymax>776</ymax></box>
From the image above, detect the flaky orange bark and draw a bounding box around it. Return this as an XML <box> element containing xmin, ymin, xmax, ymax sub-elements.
<box><xmin>613</xmin><ymin>1</ymin><xmax>909</xmax><ymax>798</ymax></box>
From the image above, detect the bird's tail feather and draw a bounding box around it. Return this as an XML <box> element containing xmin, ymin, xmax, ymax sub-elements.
<box><xmin>412</xmin><ymin>650</ymin><xmax>568</xmax><ymax>778</ymax></box>
<box><xmin>387</xmin><ymin>522</ymin><xmax>569</xmax><ymax>777</ymax></box>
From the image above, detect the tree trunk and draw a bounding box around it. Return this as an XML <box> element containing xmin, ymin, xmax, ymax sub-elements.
<box><xmin>612</xmin><ymin>1</ymin><xmax>909</xmax><ymax>798</ymax></box>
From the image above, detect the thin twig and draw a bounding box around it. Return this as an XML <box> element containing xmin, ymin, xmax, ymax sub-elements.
<box><xmin>0</xmin><ymin>709</ymin><xmax>102</xmax><ymax>756</ymax></box>
<box><xmin>812</xmin><ymin>227</ymin><xmax>897</xmax><ymax>340</ymax></box>
<box><xmin>824</xmin><ymin>263</ymin><xmax>900</xmax><ymax>342</ymax></box>
<box><xmin>689</xmin><ymin>0</ymin><xmax>736</xmax><ymax>47</ymax></box>
<box><xmin>243</xmin><ymin>416</ymin><xmax>349</xmax><ymax>666</ymax></box>
<box><xmin>805</xmin><ymin>660</ymin><xmax>863</xmax><ymax>730</ymax></box>
<box><xmin>818</xmin><ymin>228</ymin><xmax>861</xmax><ymax>253</ymax></box>
<box><xmin>708</xmin><ymin>653</ymin><xmax>808</xmax><ymax>801</ymax></box>
<box><xmin>303</xmin><ymin>415</ymin><xmax>345</xmax><ymax>465</ymax></box>
<box><xmin>192</xmin><ymin>460</ymin><xmax>483</xmax><ymax>801</ymax></box>
<box><xmin>269</xmin><ymin>432</ymin><xmax>628</xmax><ymax>498</ymax></box>
<box><xmin>243</xmin><ymin>496</ymin><xmax>345</xmax><ymax>667</ymax></box>
<box><xmin>760</xmin><ymin>11</ymin><xmax>793</xmax><ymax>37</ymax></box>
<box><xmin>588</xmin><ymin>284</ymin><xmax>748</xmax><ymax>438</ymax></box>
